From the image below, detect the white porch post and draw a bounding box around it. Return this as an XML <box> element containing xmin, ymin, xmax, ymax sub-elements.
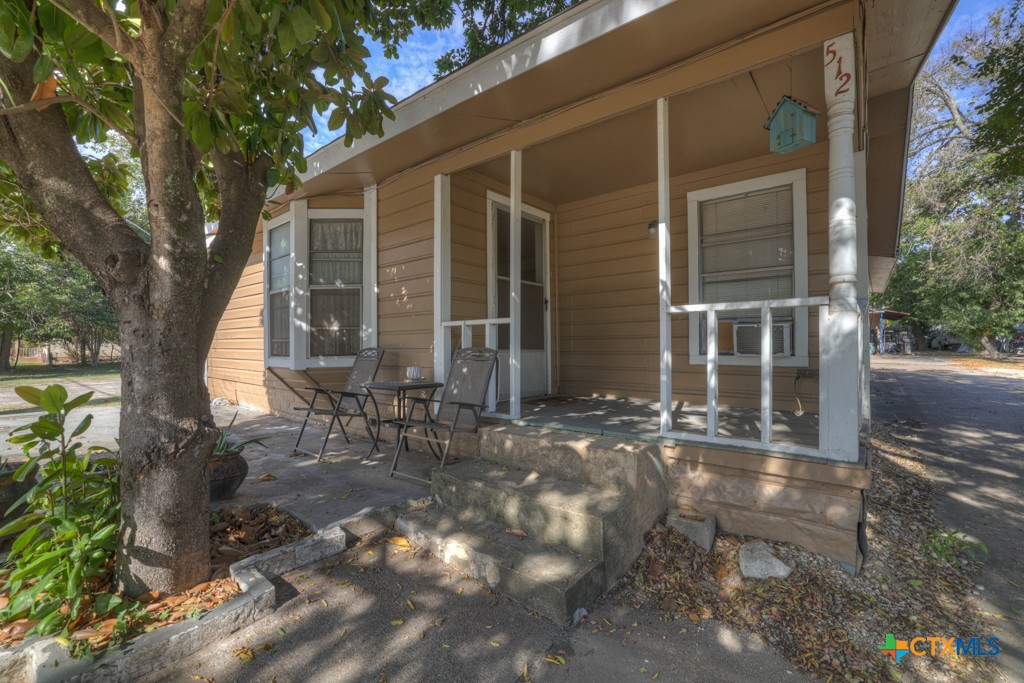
<box><xmin>509</xmin><ymin>150</ymin><xmax>523</xmax><ymax>419</ymax></box>
<box><xmin>822</xmin><ymin>33</ymin><xmax>862</xmax><ymax>462</ymax></box>
<box><xmin>657</xmin><ymin>98</ymin><xmax>672</xmax><ymax>436</ymax></box>
<box><xmin>432</xmin><ymin>174</ymin><xmax>451</xmax><ymax>383</ymax></box>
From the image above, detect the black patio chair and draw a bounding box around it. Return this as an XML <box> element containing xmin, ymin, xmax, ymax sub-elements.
<box><xmin>293</xmin><ymin>347</ymin><xmax>385</xmax><ymax>460</ymax></box>
<box><xmin>389</xmin><ymin>347</ymin><xmax>498</xmax><ymax>482</ymax></box>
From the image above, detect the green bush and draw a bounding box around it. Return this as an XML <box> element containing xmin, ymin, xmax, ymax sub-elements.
<box><xmin>0</xmin><ymin>385</ymin><xmax>138</xmax><ymax>650</ymax></box>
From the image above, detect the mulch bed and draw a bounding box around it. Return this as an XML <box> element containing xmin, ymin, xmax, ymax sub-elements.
<box><xmin>618</xmin><ymin>422</ymin><xmax>999</xmax><ymax>683</ymax></box>
<box><xmin>0</xmin><ymin>504</ymin><xmax>310</xmax><ymax>653</ymax></box>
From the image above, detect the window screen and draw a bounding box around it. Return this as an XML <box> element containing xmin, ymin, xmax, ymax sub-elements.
<box><xmin>267</xmin><ymin>223</ymin><xmax>290</xmax><ymax>357</ymax></box>
<box><xmin>308</xmin><ymin>218</ymin><xmax>363</xmax><ymax>357</ymax></box>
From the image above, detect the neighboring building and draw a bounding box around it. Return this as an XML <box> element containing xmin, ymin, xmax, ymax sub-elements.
<box><xmin>209</xmin><ymin>0</ymin><xmax>955</xmax><ymax>573</ymax></box>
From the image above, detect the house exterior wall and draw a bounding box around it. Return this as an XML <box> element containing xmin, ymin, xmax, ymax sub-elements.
<box><xmin>555</xmin><ymin>143</ymin><xmax>829</xmax><ymax>412</ymax></box>
<box><xmin>207</xmin><ymin>195</ymin><xmax>363</xmax><ymax>413</ymax></box>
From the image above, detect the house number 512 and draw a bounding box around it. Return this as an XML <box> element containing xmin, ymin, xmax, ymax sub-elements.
<box><xmin>824</xmin><ymin>41</ymin><xmax>852</xmax><ymax>96</ymax></box>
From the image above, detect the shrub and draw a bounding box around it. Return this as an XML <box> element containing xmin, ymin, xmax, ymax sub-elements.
<box><xmin>0</xmin><ymin>385</ymin><xmax>137</xmax><ymax>650</ymax></box>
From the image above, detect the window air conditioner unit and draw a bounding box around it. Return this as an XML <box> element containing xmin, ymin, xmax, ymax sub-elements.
<box><xmin>734</xmin><ymin>322</ymin><xmax>792</xmax><ymax>356</ymax></box>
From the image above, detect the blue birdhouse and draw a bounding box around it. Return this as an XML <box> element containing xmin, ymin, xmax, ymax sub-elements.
<box><xmin>764</xmin><ymin>96</ymin><xmax>818</xmax><ymax>154</ymax></box>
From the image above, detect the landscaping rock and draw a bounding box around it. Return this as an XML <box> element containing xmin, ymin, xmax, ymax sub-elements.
<box><xmin>738</xmin><ymin>540</ymin><xmax>792</xmax><ymax>579</ymax></box>
<box><xmin>666</xmin><ymin>512</ymin><xmax>716</xmax><ymax>551</ymax></box>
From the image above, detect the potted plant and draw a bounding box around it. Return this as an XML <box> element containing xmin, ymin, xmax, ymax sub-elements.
<box><xmin>209</xmin><ymin>413</ymin><xmax>265</xmax><ymax>502</ymax></box>
<box><xmin>0</xmin><ymin>458</ymin><xmax>36</xmax><ymax>527</ymax></box>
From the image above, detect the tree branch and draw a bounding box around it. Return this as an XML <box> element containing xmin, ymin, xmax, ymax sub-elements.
<box><xmin>197</xmin><ymin>149</ymin><xmax>272</xmax><ymax>355</ymax></box>
<box><xmin>0</xmin><ymin>95</ymin><xmax>139</xmax><ymax>147</ymax></box>
<box><xmin>50</xmin><ymin>0</ymin><xmax>138</xmax><ymax>65</ymax></box>
<box><xmin>0</xmin><ymin>54</ymin><xmax>147</xmax><ymax>291</ymax></box>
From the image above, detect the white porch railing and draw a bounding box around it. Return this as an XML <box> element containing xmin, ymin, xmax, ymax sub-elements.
<box><xmin>440</xmin><ymin>317</ymin><xmax>510</xmax><ymax>416</ymax></box>
<box><xmin>664</xmin><ymin>296</ymin><xmax>829</xmax><ymax>458</ymax></box>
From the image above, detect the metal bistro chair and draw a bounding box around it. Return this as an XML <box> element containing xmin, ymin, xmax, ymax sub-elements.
<box><xmin>389</xmin><ymin>347</ymin><xmax>498</xmax><ymax>483</ymax></box>
<box><xmin>293</xmin><ymin>347</ymin><xmax>385</xmax><ymax>461</ymax></box>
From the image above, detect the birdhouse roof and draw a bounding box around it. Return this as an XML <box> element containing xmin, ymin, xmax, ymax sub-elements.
<box><xmin>763</xmin><ymin>96</ymin><xmax>821</xmax><ymax>130</ymax></box>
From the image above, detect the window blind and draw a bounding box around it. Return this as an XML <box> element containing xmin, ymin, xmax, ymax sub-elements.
<box><xmin>699</xmin><ymin>186</ymin><xmax>794</xmax><ymax>317</ymax></box>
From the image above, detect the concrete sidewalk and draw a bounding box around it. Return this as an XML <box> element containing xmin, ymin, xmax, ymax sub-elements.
<box><xmin>142</xmin><ymin>517</ymin><xmax>809</xmax><ymax>683</ymax></box>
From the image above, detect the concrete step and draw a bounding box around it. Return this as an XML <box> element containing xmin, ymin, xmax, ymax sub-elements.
<box><xmin>478</xmin><ymin>424</ymin><xmax>664</xmax><ymax>497</ymax></box>
<box><xmin>432</xmin><ymin>460</ymin><xmax>626</xmax><ymax>560</ymax></box>
<box><xmin>396</xmin><ymin>506</ymin><xmax>605</xmax><ymax>624</ymax></box>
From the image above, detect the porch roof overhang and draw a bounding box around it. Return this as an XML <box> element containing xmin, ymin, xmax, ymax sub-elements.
<box><xmin>270</xmin><ymin>0</ymin><xmax>833</xmax><ymax>201</ymax></box>
<box><xmin>863</xmin><ymin>0</ymin><xmax>959</xmax><ymax>292</ymax></box>
<box><xmin>271</xmin><ymin>0</ymin><xmax>957</xmax><ymax>294</ymax></box>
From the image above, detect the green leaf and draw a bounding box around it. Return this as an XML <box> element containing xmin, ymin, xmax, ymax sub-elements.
<box><xmin>290</xmin><ymin>6</ymin><xmax>317</xmax><ymax>44</ymax></box>
<box><xmin>14</xmin><ymin>386</ymin><xmax>43</xmax><ymax>407</ymax></box>
<box><xmin>92</xmin><ymin>593</ymin><xmax>123</xmax><ymax>616</ymax></box>
<box><xmin>40</xmin><ymin>385</ymin><xmax>68</xmax><ymax>414</ymax></box>
<box><xmin>9</xmin><ymin>26</ymin><xmax>34</xmax><ymax>63</ymax></box>
<box><xmin>311</xmin><ymin>0</ymin><xmax>332</xmax><ymax>31</ymax></box>
<box><xmin>29</xmin><ymin>421</ymin><xmax>62</xmax><ymax>440</ymax></box>
<box><xmin>70</xmin><ymin>414</ymin><xmax>94</xmax><ymax>439</ymax></box>
<box><xmin>33</xmin><ymin>52</ymin><xmax>54</xmax><ymax>84</ymax></box>
<box><xmin>277</xmin><ymin>19</ymin><xmax>296</xmax><ymax>54</ymax></box>
<box><xmin>65</xmin><ymin>392</ymin><xmax>95</xmax><ymax>412</ymax></box>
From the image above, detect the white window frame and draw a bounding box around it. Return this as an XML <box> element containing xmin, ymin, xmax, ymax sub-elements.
<box><xmin>263</xmin><ymin>189</ymin><xmax>378</xmax><ymax>370</ymax></box>
<box><xmin>686</xmin><ymin>169</ymin><xmax>808</xmax><ymax>367</ymax></box>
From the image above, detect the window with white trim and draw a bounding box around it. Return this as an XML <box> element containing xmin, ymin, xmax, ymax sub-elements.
<box><xmin>267</xmin><ymin>222</ymin><xmax>291</xmax><ymax>358</ymax></box>
<box><xmin>263</xmin><ymin>194</ymin><xmax>377</xmax><ymax>369</ymax></box>
<box><xmin>687</xmin><ymin>169</ymin><xmax>808</xmax><ymax>366</ymax></box>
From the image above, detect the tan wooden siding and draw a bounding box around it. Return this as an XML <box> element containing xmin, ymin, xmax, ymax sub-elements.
<box><xmin>375</xmin><ymin>176</ymin><xmax>435</xmax><ymax>384</ymax></box>
<box><xmin>554</xmin><ymin>143</ymin><xmax>829</xmax><ymax>411</ymax></box>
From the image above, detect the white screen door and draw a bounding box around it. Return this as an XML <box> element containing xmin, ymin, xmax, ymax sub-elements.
<box><xmin>488</xmin><ymin>198</ymin><xmax>550</xmax><ymax>400</ymax></box>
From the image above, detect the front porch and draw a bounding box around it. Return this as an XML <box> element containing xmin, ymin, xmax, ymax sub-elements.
<box><xmin>432</xmin><ymin>35</ymin><xmax>866</xmax><ymax>466</ymax></box>
<box><xmin>499</xmin><ymin>395</ymin><xmax>819</xmax><ymax>450</ymax></box>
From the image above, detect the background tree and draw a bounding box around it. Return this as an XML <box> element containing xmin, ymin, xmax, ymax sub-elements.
<box><xmin>435</xmin><ymin>0</ymin><xmax>578</xmax><ymax>76</ymax></box>
<box><xmin>875</xmin><ymin>15</ymin><xmax>1024</xmax><ymax>354</ymax></box>
<box><xmin>0</xmin><ymin>0</ymin><xmax>453</xmax><ymax>596</ymax></box>
<box><xmin>973</xmin><ymin>0</ymin><xmax>1024</xmax><ymax>181</ymax></box>
<box><xmin>0</xmin><ymin>239</ymin><xmax>46</xmax><ymax>370</ymax></box>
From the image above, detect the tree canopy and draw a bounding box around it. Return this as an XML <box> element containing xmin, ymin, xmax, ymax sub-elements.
<box><xmin>435</xmin><ymin>0</ymin><xmax>579</xmax><ymax>76</ymax></box>
<box><xmin>0</xmin><ymin>0</ymin><xmax>458</xmax><ymax>597</ymax></box>
<box><xmin>874</xmin><ymin>13</ymin><xmax>1024</xmax><ymax>353</ymax></box>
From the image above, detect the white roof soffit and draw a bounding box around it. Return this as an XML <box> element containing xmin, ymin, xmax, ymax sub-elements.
<box><xmin>269</xmin><ymin>0</ymin><xmax>677</xmax><ymax>200</ymax></box>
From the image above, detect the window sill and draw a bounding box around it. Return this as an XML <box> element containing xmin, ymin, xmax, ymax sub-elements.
<box><xmin>305</xmin><ymin>356</ymin><xmax>357</xmax><ymax>369</ymax></box>
<box><xmin>265</xmin><ymin>356</ymin><xmax>358</xmax><ymax>370</ymax></box>
<box><xmin>689</xmin><ymin>355</ymin><xmax>810</xmax><ymax>368</ymax></box>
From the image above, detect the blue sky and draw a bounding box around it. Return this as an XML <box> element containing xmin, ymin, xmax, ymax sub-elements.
<box><xmin>303</xmin><ymin>0</ymin><xmax>1010</xmax><ymax>153</ymax></box>
<box><xmin>304</xmin><ymin>23</ymin><xmax>463</xmax><ymax>151</ymax></box>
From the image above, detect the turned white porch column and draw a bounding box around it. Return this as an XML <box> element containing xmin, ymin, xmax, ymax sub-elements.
<box><xmin>821</xmin><ymin>33</ymin><xmax>862</xmax><ymax>462</ymax></box>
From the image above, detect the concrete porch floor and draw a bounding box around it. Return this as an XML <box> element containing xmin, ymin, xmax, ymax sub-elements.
<box><xmin>496</xmin><ymin>395</ymin><xmax>819</xmax><ymax>449</ymax></box>
<box><xmin>221</xmin><ymin>408</ymin><xmax>441</xmax><ymax>529</ymax></box>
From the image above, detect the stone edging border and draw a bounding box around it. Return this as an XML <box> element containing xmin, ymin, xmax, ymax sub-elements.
<box><xmin>0</xmin><ymin>520</ymin><xmax>348</xmax><ymax>683</ymax></box>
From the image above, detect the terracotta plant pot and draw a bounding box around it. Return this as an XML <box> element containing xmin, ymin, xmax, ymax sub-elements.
<box><xmin>209</xmin><ymin>450</ymin><xmax>249</xmax><ymax>502</ymax></box>
<box><xmin>0</xmin><ymin>463</ymin><xmax>36</xmax><ymax>525</ymax></box>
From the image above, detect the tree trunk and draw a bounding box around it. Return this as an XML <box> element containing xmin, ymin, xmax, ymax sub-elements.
<box><xmin>11</xmin><ymin>337</ymin><xmax>20</xmax><ymax>369</ymax></box>
<box><xmin>0</xmin><ymin>331</ymin><xmax>12</xmax><ymax>372</ymax></box>
<box><xmin>910</xmin><ymin>323</ymin><xmax>927</xmax><ymax>353</ymax></box>
<box><xmin>114</xmin><ymin>305</ymin><xmax>215</xmax><ymax>596</ymax></box>
<box><xmin>980</xmin><ymin>335</ymin><xmax>1001</xmax><ymax>357</ymax></box>
<box><xmin>90</xmin><ymin>337</ymin><xmax>101</xmax><ymax>367</ymax></box>
<box><xmin>79</xmin><ymin>339</ymin><xmax>88</xmax><ymax>366</ymax></box>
